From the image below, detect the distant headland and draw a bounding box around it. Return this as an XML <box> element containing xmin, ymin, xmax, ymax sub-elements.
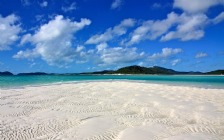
<box><xmin>1</xmin><ymin>65</ymin><xmax>224</xmax><ymax>76</ymax></box>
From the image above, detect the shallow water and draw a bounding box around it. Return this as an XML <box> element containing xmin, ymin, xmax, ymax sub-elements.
<box><xmin>1</xmin><ymin>75</ymin><xmax>224</xmax><ymax>89</ymax></box>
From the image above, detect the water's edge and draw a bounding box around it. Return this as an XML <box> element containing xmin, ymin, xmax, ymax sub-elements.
<box><xmin>1</xmin><ymin>75</ymin><xmax>224</xmax><ymax>89</ymax></box>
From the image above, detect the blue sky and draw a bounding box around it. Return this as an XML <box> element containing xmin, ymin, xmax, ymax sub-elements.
<box><xmin>0</xmin><ymin>0</ymin><xmax>224</xmax><ymax>73</ymax></box>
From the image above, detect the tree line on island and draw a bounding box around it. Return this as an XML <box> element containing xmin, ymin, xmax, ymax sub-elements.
<box><xmin>0</xmin><ymin>65</ymin><xmax>224</xmax><ymax>76</ymax></box>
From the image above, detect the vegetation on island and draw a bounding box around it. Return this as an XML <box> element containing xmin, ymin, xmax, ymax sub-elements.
<box><xmin>206</xmin><ymin>70</ymin><xmax>224</xmax><ymax>75</ymax></box>
<box><xmin>116</xmin><ymin>65</ymin><xmax>177</xmax><ymax>74</ymax></box>
<box><xmin>0</xmin><ymin>71</ymin><xmax>14</xmax><ymax>76</ymax></box>
<box><xmin>17</xmin><ymin>72</ymin><xmax>48</xmax><ymax>76</ymax></box>
<box><xmin>81</xmin><ymin>65</ymin><xmax>203</xmax><ymax>75</ymax></box>
<box><xmin>1</xmin><ymin>65</ymin><xmax>224</xmax><ymax>76</ymax></box>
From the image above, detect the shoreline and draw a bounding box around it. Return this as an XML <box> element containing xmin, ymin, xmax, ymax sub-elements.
<box><xmin>1</xmin><ymin>78</ymin><xmax>224</xmax><ymax>90</ymax></box>
<box><xmin>1</xmin><ymin>74</ymin><xmax>224</xmax><ymax>90</ymax></box>
<box><xmin>2</xmin><ymin>73</ymin><xmax>224</xmax><ymax>76</ymax></box>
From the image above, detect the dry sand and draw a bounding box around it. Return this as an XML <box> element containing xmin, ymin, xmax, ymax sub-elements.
<box><xmin>0</xmin><ymin>81</ymin><xmax>224</xmax><ymax>140</ymax></box>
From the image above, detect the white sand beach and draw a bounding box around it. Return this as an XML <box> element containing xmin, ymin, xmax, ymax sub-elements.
<box><xmin>0</xmin><ymin>81</ymin><xmax>224</xmax><ymax>140</ymax></box>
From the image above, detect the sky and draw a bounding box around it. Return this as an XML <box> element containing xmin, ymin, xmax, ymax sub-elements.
<box><xmin>0</xmin><ymin>0</ymin><xmax>224</xmax><ymax>73</ymax></box>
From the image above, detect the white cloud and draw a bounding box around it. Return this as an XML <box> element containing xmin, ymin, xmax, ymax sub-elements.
<box><xmin>171</xmin><ymin>59</ymin><xmax>181</xmax><ymax>66</ymax></box>
<box><xmin>174</xmin><ymin>0</ymin><xmax>224</xmax><ymax>13</ymax></box>
<box><xmin>111</xmin><ymin>0</ymin><xmax>122</xmax><ymax>9</ymax></box>
<box><xmin>149</xmin><ymin>48</ymin><xmax>183</xmax><ymax>60</ymax></box>
<box><xmin>96</xmin><ymin>43</ymin><xmax>145</xmax><ymax>66</ymax></box>
<box><xmin>14</xmin><ymin>49</ymin><xmax>39</xmax><ymax>60</ymax></box>
<box><xmin>86</xmin><ymin>18</ymin><xmax>135</xmax><ymax>44</ymax></box>
<box><xmin>14</xmin><ymin>15</ymin><xmax>91</xmax><ymax>66</ymax></box>
<box><xmin>20</xmin><ymin>34</ymin><xmax>32</xmax><ymax>45</ymax></box>
<box><xmin>213</xmin><ymin>12</ymin><xmax>224</xmax><ymax>24</ymax></box>
<box><xmin>127</xmin><ymin>11</ymin><xmax>215</xmax><ymax>44</ymax></box>
<box><xmin>195</xmin><ymin>52</ymin><xmax>208</xmax><ymax>58</ymax></box>
<box><xmin>76</xmin><ymin>45</ymin><xmax>85</xmax><ymax>52</ymax></box>
<box><xmin>62</xmin><ymin>2</ymin><xmax>76</xmax><ymax>12</ymax></box>
<box><xmin>127</xmin><ymin>12</ymin><xmax>179</xmax><ymax>45</ymax></box>
<box><xmin>161</xmin><ymin>13</ymin><xmax>208</xmax><ymax>41</ymax></box>
<box><xmin>0</xmin><ymin>14</ymin><xmax>21</xmax><ymax>51</ymax></box>
<box><xmin>40</xmin><ymin>1</ymin><xmax>48</xmax><ymax>7</ymax></box>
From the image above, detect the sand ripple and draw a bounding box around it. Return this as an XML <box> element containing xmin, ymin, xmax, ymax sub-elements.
<box><xmin>1</xmin><ymin>81</ymin><xmax>224</xmax><ymax>140</ymax></box>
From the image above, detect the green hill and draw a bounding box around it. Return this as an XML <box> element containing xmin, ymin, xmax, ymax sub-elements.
<box><xmin>0</xmin><ymin>71</ymin><xmax>14</xmax><ymax>76</ymax></box>
<box><xmin>116</xmin><ymin>65</ymin><xmax>177</xmax><ymax>74</ymax></box>
<box><xmin>206</xmin><ymin>70</ymin><xmax>224</xmax><ymax>75</ymax></box>
<box><xmin>81</xmin><ymin>65</ymin><xmax>206</xmax><ymax>75</ymax></box>
<box><xmin>2</xmin><ymin>66</ymin><xmax>223</xmax><ymax>76</ymax></box>
<box><xmin>17</xmin><ymin>72</ymin><xmax>48</xmax><ymax>76</ymax></box>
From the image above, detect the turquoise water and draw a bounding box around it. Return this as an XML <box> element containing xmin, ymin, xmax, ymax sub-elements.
<box><xmin>0</xmin><ymin>75</ymin><xmax>224</xmax><ymax>89</ymax></box>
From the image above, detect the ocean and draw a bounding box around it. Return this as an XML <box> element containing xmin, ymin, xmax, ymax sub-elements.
<box><xmin>0</xmin><ymin>75</ymin><xmax>224</xmax><ymax>89</ymax></box>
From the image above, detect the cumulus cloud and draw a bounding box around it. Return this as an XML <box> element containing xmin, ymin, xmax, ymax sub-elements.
<box><xmin>161</xmin><ymin>13</ymin><xmax>208</xmax><ymax>41</ymax></box>
<box><xmin>14</xmin><ymin>15</ymin><xmax>91</xmax><ymax>66</ymax></box>
<box><xmin>40</xmin><ymin>1</ymin><xmax>48</xmax><ymax>7</ymax></box>
<box><xmin>86</xmin><ymin>18</ymin><xmax>135</xmax><ymax>44</ymax></box>
<box><xmin>125</xmin><ymin>0</ymin><xmax>224</xmax><ymax>45</ymax></box>
<box><xmin>14</xmin><ymin>49</ymin><xmax>39</xmax><ymax>60</ymax></box>
<box><xmin>149</xmin><ymin>48</ymin><xmax>183</xmax><ymax>60</ymax></box>
<box><xmin>20</xmin><ymin>34</ymin><xmax>32</xmax><ymax>45</ymax></box>
<box><xmin>195</xmin><ymin>52</ymin><xmax>208</xmax><ymax>58</ymax></box>
<box><xmin>0</xmin><ymin>14</ymin><xmax>21</xmax><ymax>51</ymax></box>
<box><xmin>126</xmin><ymin>11</ymin><xmax>215</xmax><ymax>44</ymax></box>
<box><xmin>173</xmin><ymin>0</ymin><xmax>224</xmax><ymax>13</ymax></box>
<box><xmin>171</xmin><ymin>59</ymin><xmax>181</xmax><ymax>66</ymax></box>
<box><xmin>111</xmin><ymin>0</ymin><xmax>122</xmax><ymax>9</ymax></box>
<box><xmin>62</xmin><ymin>2</ymin><xmax>76</xmax><ymax>12</ymax></box>
<box><xmin>127</xmin><ymin>12</ymin><xmax>179</xmax><ymax>45</ymax></box>
<box><xmin>95</xmin><ymin>43</ymin><xmax>145</xmax><ymax>66</ymax></box>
